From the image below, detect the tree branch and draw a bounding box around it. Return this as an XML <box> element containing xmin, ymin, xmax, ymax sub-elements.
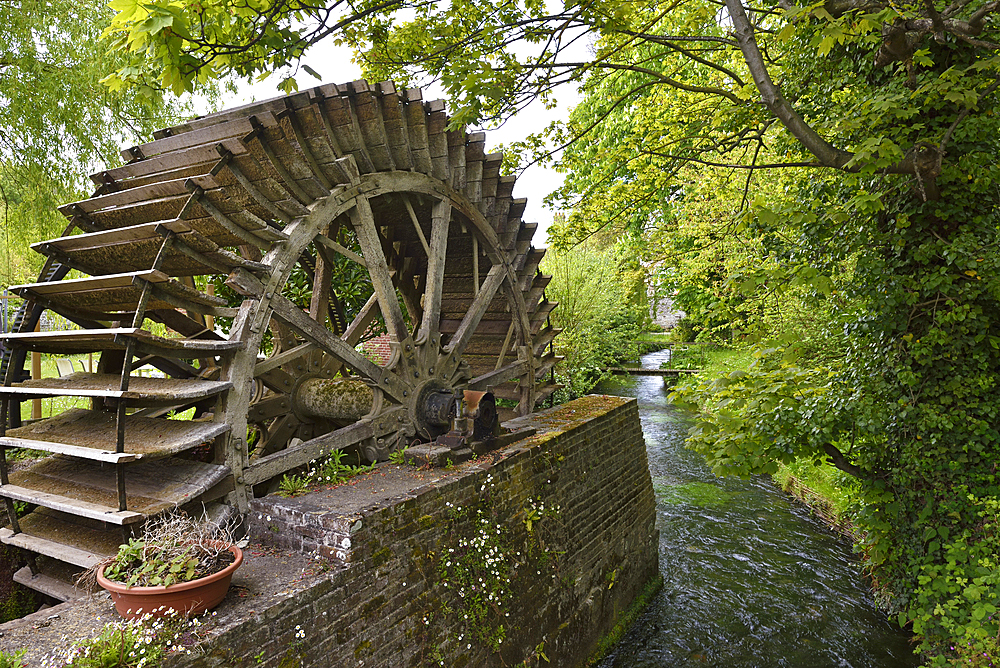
<box><xmin>726</xmin><ymin>0</ymin><xmax>855</xmax><ymax>170</ymax></box>
<box><xmin>641</xmin><ymin>151</ymin><xmax>823</xmax><ymax>169</ymax></box>
<box><xmin>823</xmin><ymin>443</ymin><xmax>864</xmax><ymax>478</ymax></box>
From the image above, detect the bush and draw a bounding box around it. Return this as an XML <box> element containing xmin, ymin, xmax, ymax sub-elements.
<box><xmin>542</xmin><ymin>244</ymin><xmax>647</xmax><ymax>400</ymax></box>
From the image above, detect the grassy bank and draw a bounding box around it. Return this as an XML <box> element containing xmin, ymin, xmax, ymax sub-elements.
<box><xmin>678</xmin><ymin>345</ymin><xmax>860</xmax><ymax>536</ymax></box>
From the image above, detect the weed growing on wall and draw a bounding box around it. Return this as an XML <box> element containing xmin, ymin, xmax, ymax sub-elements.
<box><xmin>277</xmin><ymin>448</ymin><xmax>376</xmax><ymax>497</ymax></box>
<box><xmin>41</xmin><ymin>608</ymin><xmax>204</xmax><ymax>667</ymax></box>
<box><xmin>434</xmin><ymin>471</ymin><xmax>570</xmax><ymax>662</ymax></box>
<box><xmin>522</xmin><ymin>495</ymin><xmax>567</xmax><ymax>583</ymax></box>
<box><xmin>439</xmin><ymin>499</ymin><xmax>515</xmax><ymax>652</ymax></box>
<box><xmin>276</xmin><ymin>625</ymin><xmax>307</xmax><ymax>668</ymax></box>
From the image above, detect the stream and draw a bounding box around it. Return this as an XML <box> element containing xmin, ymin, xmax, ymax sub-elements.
<box><xmin>594</xmin><ymin>349</ymin><xmax>919</xmax><ymax>668</ymax></box>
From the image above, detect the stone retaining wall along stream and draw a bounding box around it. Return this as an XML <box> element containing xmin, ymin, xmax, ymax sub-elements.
<box><xmin>167</xmin><ymin>395</ymin><xmax>659</xmax><ymax>668</ymax></box>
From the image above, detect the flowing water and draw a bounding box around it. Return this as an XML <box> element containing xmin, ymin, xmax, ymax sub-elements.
<box><xmin>595</xmin><ymin>350</ymin><xmax>919</xmax><ymax>668</ymax></box>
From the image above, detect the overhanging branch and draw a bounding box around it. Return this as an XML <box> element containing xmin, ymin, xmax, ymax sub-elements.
<box><xmin>823</xmin><ymin>443</ymin><xmax>863</xmax><ymax>478</ymax></box>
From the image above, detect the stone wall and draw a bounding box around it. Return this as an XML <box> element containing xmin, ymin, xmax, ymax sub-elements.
<box><xmin>166</xmin><ymin>395</ymin><xmax>658</xmax><ymax>668</ymax></box>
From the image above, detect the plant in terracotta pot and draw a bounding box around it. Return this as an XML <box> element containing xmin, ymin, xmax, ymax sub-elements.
<box><xmin>91</xmin><ymin>512</ymin><xmax>243</xmax><ymax>620</ymax></box>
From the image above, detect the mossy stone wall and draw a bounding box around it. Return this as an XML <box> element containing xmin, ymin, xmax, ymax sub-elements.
<box><xmin>166</xmin><ymin>395</ymin><xmax>658</xmax><ymax>668</ymax></box>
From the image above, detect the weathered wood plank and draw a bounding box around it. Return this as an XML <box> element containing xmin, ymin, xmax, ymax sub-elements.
<box><xmin>0</xmin><ymin>328</ymin><xmax>241</xmax><ymax>356</ymax></box>
<box><xmin>314</xmin><ymin>234</ymin><xmax>366</xmax><ymax>267</ymax></box>
<box><xmin>93</xmin><ymin>139</ymin><xmax>248</xmax><ymax>188</ymax></box>
<box><xmin>0</xmin><ymin>526</ymin><xmax>106</xmax><ymax>569</ymax></box>
<box><xmin>403</xmin><ymin>93</ymin><xmax>433</xmax><ymax>174</ymax></box>
<box><xmin>125</xmin><ymin>116</ymin><xmax>262</xmax><ymax>162</ymax></box>
<box><xmin>447</xmin><ymin>129</ymin><xmax>467</xmax><ymax>192</ymax></box>
<box><xmin>244</xmin><ymin>419</ymin><xmax>373</xmax><ymax>485</ymax></box>
<box><xmin>323</xmin><ymin>90</ymin><xmax>376</xmax><ymax>173</ymax></box>
<box><xmin>13</xmin><ymin>565</ymin><xmax>82</xmax><ymax>602</ymax></box>
<box><xmin>60</xmin><ymin>176</ymin><xmax>200</xmax><ymax>217</ymax></box>
<box><xmin>468</xmin><ymin>359</ymin><xmax>529</xmax><ymax>391</ymax></box>
<box><xmin>0</xmin><ymin>484</ymin><xmax>144</xmax><ymax>525</ymax></box>
<box><xmin>11</xmin><ymin>269</ymin><xmax>169</xmax><ymax>295</ymax></box>
<box><xmin>418</xmin><ymin>201</ymin><xmax>451</xmax><ymax>342</ymax></box>
<box><xmin>5</xmin><ymin>407</ymin><xmax>229</xmax><ymax>457</ymax></box>
<box><xmin>426</xmin><ymin>101</ymin><xmax>450</xmax><ymax>182</ymax></box>
<box><xmin>379</xmin><ymin>89</ymin><xmax>413</xmax><ymax>170</ymax></box>
<box><xmin>350</xmin><ymin>198</ymin><xmax>409</xmax><ymax>342</ymax></box>
<box><xmin>0</xmin><ymin>374</ymin><xmax>231</xmax><ymax>403</ymax></box>
<box><xmin>16</xmin><ymin>457</ymin><xmax>231</xmax><ymax>514</ymax></box>
<box><xmin>0</xmin><ymin>435</ymin><xmax>138</xmax><ymax>463</ymax></box>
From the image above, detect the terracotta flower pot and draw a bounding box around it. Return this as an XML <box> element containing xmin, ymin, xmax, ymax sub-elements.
<box><xmin>97</xmin><ymin>542</ymin><xmax>243</xmax><ymax>620</ymax></box>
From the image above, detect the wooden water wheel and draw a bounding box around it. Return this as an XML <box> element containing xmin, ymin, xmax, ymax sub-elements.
<box><xmin>0</xmin><ymin>81</ymin><xmax>559</xmax><ymax>601</ymax></box>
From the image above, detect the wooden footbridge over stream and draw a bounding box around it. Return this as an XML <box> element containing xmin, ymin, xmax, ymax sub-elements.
<box><xmin>604</xmin><ymin>341</ymin><xmax>713</xmax><ymax>377</ymax></box>
<box><xmin>604</xmin><ymin>367</ymin><xmax>700</xmax><ymax>377</ymax></box>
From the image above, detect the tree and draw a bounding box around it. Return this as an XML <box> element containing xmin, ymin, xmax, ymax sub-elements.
<box><xmin>0</xmin><ymin>0</ymin><xmax>209</xmax><ymax>286</ymax></box>
<box><xmin>542</xmin><ymin>241</ymin><xmax>647</xmax><ymax>399</ymax></box>
<box><xmin>105</xmin><ymin>0</ymin><xmax>1000</xmax><ymax>661</ymax></box>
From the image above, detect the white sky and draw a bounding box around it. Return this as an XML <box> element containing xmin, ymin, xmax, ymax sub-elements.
<box><xmin>218</xmin><ymin>43</ymin><xmax>581</xmax><ymax>247</ymax></box>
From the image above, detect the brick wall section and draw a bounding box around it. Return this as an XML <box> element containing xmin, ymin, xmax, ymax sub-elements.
<box><xmin>166</xmin><ymin>396</ymin><xmax>658</xmax><ymax>668</ymax></box>
<box><xmin>361</xmin><ymin>333</ymin><xmax>392</xmax><ymax>366</ymax></box>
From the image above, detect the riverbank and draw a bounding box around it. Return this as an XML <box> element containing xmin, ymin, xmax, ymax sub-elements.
<box><xmin>593</xmin><ymin>348</ymin><xmax>917</xmax><ymax>667</ymax></box>
<box><xmin>673</xmin><ymin>345</ymin><xmax>860</xmax><ymax>538</ymax></box>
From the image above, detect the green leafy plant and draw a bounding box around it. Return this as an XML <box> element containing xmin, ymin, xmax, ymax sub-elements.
<box><xmin>95</xmin><ymin>512</ymin><xmax>236</xmax><ymax>589</ymax></box>
<box><xmin>0</xmin><ymin>650</ymin><xmax>25</xmax><ymax>668</ymax></box>
<box><xmin>277</xmin><ymin>473</ymin><xmax>309</xmax><ymax>498</ymax></box>
<box><xmin>43</xmin><ymin>609</ymin><xmax>202</xmax><ymax>667</ymax></box>
<box><xmin>388</xmin><ymin>448</ymin><xmax>408</xmax><ymax>465</ymax></box>
<box><xmin>522</xmin><ymin>496</ymin><xmax>559</xmax><ymax>534</ymax></box>
<box><xmin>277</xmin><ymin>449</ymin><xmax>376</xmax><ymax>497</ymax></box>
<box><xmin>439</xmin><ymin>502</ymin><xmax>515</xmax><ymax>652</ymax></box>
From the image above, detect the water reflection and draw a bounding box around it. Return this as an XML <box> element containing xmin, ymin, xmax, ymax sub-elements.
<box><xmin>595</xmin><ymin>350</ymin><xmax>918</xmax><ymax>668</ymax></box>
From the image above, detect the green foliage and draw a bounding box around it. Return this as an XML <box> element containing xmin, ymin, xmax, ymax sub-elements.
<box><xmin>100</xmin><ymin>512</ymin><xmax>235</xmax><ymax>589</ymax></box>
<box><xmin>48</xmin><ymin>611</ymin><xmax>201</xmax><ymax>667</ymax></box>
<box><xmin>277</xmin><ymin>474</ymin><xmax>310</xmax><ymax>498</ymax></box>
<box><xmin>1</xmin><ymin>0</ymin><xmax>213</xmax><ymax>286</ymax></box>
<box><xmin>521</xmin><ymin>496</ymin><xmax>559</xmax><ymax>534</ymax></box>
<box><xmin>542</xmin><ymin>242</ymin><xmax>647</xmax><ymax>400</ymax></box>
<box><xmin>103</xmin><ymin>538</ymin><xmax>199</xmax><ymax>588</ymax></box>
<box><xmin>771</xmin><ymin>459</ymin><xmax>858</xmax><ymax>525</ymax></box>
<box><xmin>905</xmin><ymin>494</ymin><xmax>1000</xmax><ymax>664</ymax></box>
<box><xmin>0</xmin><ymin>651</ymin><xmax>24</xmax><ymax>668</ymax></box>
<box><xmin>439</xmin><ymin>503</ymin><xmax>514</xmax><ymax>652</ymax></box>
<box><xmin>278</xmin><ymin>449</ymin><xmax>375</xmax><ymax>497</ymax></box>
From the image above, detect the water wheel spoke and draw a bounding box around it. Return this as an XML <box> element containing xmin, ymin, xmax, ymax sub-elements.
<box><xmin>468</xmin><ymin>359</ymin><xmax>530</xmax><ymax>391</ymax></box>
<box><xmin>341</xmin><ymin>294</ymin><xmax>379</xmax><ymax>347</ymax></box>
<box><xmin>403</xmin><ymin>195</ymin><xmax>431</xmax><ymax>257</ymax></box>
<box><xmin>445</xmin><ymin>264</ymin><xmax>506</xmax><ymax>359</ymax></box>
<box><xmin>417</xmin><ymin>200</ymin><xmax>451</xmax><ymax>343</ymax></box>
<box><xmin>314</xmin><ymin>233</ymin><xmax>366</xmax><ymax>267</ymax></box>
<box><xmin>310</xmin><ymin>229</ymin><xmax>334</xmax><ymax>323</ymax></box>
<box><xmin>255</xmin><ymin>366</ymin><xmax>296</xmax><ymax>395</ymax></box>
<box><xmin>269</xmin><ymin>296</ymin><xmax>381</xmax><ymax>380</ymax></box>
<box><xmin>248</xmin><ymin>395</ymin><xmax>291</xmax><ymax>422</ymax></box>
<box><xmin>350</xmin><ymin>198</ymin><xmax>409</xmax><ymax>343</ymax></box>
<box><xmin>259</xmin><ymin>414</ymin><xmax>300</xmax><ymax>457</ymax></box>
<box><xmin>254</xmin><ymin>343</ymin><xmax>317</xmax><ymax>377</ymax></box>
